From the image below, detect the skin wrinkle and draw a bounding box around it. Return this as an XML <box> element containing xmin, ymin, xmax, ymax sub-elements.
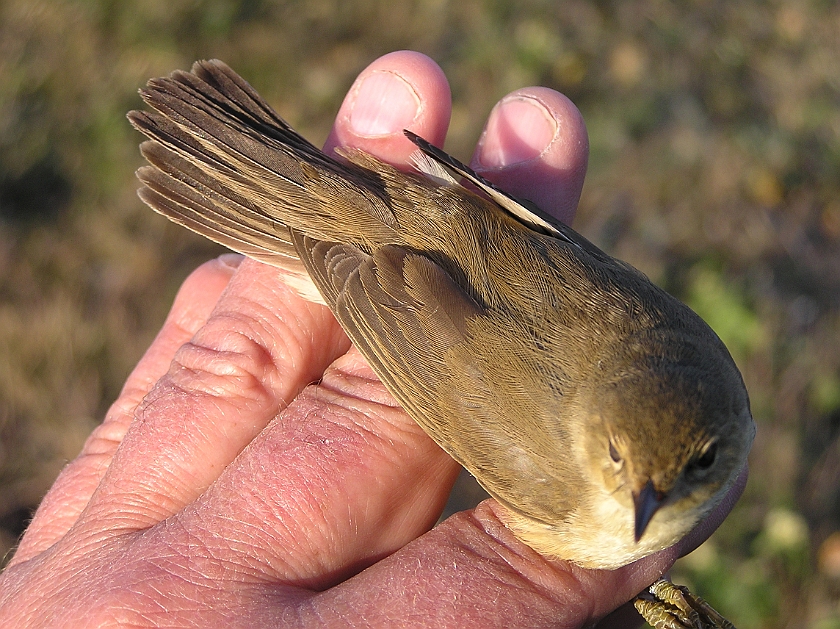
<box><xmin>157</xmin><ymin>550</ymin><xmax>225</xmax><ymax>598</ymax></box>
<box><xmin>438</xmin><ymin>509</ymin><xmax>598</xmax><ymax>627</ymax></box>
<box><xmin>152</xmin><ymin>374</ymin><xmax>267</xmax><ymax>449</ymax></box>
<box><xmin>306</xmin><ymin>383</ymin><xmax>400</xmax><ymax>442</ymax></box>
<box><xmin>175</xmin><ymin>330</ymin><xmax>282</xmax><ymax>401</ymax></box>
<box><xmin>223</xmin><ymin>393</ymin><xmax>435</xmax><ymax>588</ymax></box>
<box><xmin>84</xmin><ymin>484</ymin><xmax>180</xmax><ymax>531</ymax></box>
<box><xmin>211</xmin><ymin>450</ymin><xmax>340</xmax><ymax>583</ymax></box>
<box><xmin>157</xmin><ymin>316</ymin><xmax>204</xmax><ymax>363</ymax></box>
<box><xmin>263</xmin><ymin>285</ymin><xmax>347</xmax><ymax>367</ymax></box>
<box><xmin>281</xmin><ymin>391</ymin><xmax>448</xmax><ymax>541</ymax></box>
<box><xmin>97</xmin><ymin>400</ymin><xmax>140</xmax><ymax>444</ymax></box>
<box><xmin>110</xmin><ymin>530</ymin><xmax>227</xmax><ymax>624</ymax></box>
<box><xmin>316</xmin><ymin>358</ymin><xmax>403</xmax><ymax>409</ymax></box>
<box><xmin>211</xmin><ymin>518</ymin><xmax>297</xmax><ymax>582</ymax></box>
<box><xmin>216</xmin><ymin>522</ymin><xmax>294</xmax><ymax>581</ymax></box>
<box><xmin>223</xmin><ymin>300</ymin><xmax>300</xmax><ymax>360</ymax></box>
<box><xmin>129</xmin><ymin>396</ymin><xmax>229</xmax><ymax>483</ymax></box>
<box><xmin>234</xmin><ymin>490</ymin><xmax>321</xmax><ymax>580</ymax></box>
<box><xmin>185</xmin><ymin>273</ymin><xmax>343</xmax><ymax>408</ymax></box>
<box><xmin>340</xmin><ymin>530</ymin><xmax>545</xmax><ymax>627</ymax></box>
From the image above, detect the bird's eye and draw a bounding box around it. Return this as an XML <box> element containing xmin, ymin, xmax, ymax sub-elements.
<box><xmin>691</xmin><ymin>442</ymin><xmax>718</xmax><ymax>472</ymax></box>
<box><xmin>609</xmin><ymin>441</ymin><xmax>622</xmax><ymax>464</ymax></box>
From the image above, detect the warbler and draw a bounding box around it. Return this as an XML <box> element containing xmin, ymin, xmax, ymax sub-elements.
<box><xmin>129</xmin><ymin>60</ymin><xmax>754</xmax><ymax>626</ymax></box>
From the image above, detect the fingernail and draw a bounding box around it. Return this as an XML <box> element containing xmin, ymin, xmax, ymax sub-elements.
<box><xmin>217</xmin><ymin>253</ymin><xmax>244</xmax><ymax>270</ymax></box>
<box><xmin>477</xmin><ymin>96</ymin><xmax>558</xmax><ymax>168</ymax></box>
<box><xmin>348</xmin><ymin>71</ymin><xmax>420</xmax><ymax>137</ymax></box>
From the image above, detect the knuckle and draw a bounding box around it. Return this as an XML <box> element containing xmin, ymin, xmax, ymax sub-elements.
<box><xmin>167</xmin><ymin>330</ymin><xmax>277</xmax><ymax>404</ymax></box>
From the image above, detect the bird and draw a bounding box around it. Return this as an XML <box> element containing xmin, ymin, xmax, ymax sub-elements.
<box><xmin>128</xmin><ymin>59</ymin><xmax>754</xmax><ymax>627</ymax></box>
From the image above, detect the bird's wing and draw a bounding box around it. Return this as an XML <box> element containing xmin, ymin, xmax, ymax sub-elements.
<box><xmin>294</xmin><ymin>233</ymin><xmax>481</xmax><ymax>429</ymax></box>
<box><xmin>292</xmin><ymin>232</ymin><xmax>581</xmax><ymax>519</ymax></box>
<box><xmin>403</xmin><ymin>130</ymin><xmax>569</xmax><ymax>239</ymax></box>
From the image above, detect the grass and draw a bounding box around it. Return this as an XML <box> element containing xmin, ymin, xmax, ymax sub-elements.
<box><xmin>2</xmin><ymin>0</ymin><xmax>840</xmax><ymax>625</ymax></box>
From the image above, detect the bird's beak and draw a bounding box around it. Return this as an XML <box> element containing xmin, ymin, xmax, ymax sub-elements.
<box><xmin>633</xmin><ymin>479</ymin><xmax>667</xmax><ymax>542</ymax></box>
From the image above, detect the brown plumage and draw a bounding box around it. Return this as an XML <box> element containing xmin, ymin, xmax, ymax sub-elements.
<box><xmin>128</xmin><ymin>60</ymin><xmax>754</xmax><ymax>569</ymax></box>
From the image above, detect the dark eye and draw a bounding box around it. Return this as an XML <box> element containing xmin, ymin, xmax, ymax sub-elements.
<box><xmin>692</xmin><ymin>442</ymin><xmax>718</xmax><ymax>471</ymax></box>
<box><xmin>609</xmin><ymin>441</ymin><xmax>622</xmax><ymax>464</ymax></box>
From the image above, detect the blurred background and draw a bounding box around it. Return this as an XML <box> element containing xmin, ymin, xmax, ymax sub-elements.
<box><xmin>1</xmin><ymin>0</ymin><xmax>838</xmax><ymax>625</ymax></box>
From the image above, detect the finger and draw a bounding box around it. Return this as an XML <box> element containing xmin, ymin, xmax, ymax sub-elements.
<box><xmin>471</xmin><ymin>86</ymin><xmax>589</xmax><ymax>225</ymax></box>
<box><xmin>161</xmin><ymin>349</ymin><xmax>460</xmax><ymax>588</ymax></box>
<box><xmin>300</xmin><ymin>500</ymin><xmax>677</xmax><ymax>628</ymax></box>
<box><xmin>10</xmin><ymin>254</ymin><xmax>242</xmax><ymax>566</ymax></box>
<box><xmin>324</xmin><ymin>50</ymin><xmax>452</xmax><ymax>164</ymax></box>
<box><xmin>75</xmin><ymin>259</ymin><xmax>350</xmax><ymax>530</ymax></box>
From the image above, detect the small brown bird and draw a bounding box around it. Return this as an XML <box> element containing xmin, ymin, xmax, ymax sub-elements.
<box><xmin>129</xmin><ymin>60</ymin><xmax>754</xmax><ymax>627</ymax></box>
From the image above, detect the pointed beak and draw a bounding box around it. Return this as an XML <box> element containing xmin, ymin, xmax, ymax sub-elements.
<box><xmin>633</xmin><ymin>480</ymin><xmax>667</xmax><ymax>542</ymax></box>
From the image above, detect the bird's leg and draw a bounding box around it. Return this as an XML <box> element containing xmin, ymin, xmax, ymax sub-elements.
<box><xmin>634</xmin><ymin>579</ymin><xmax>736</xmax><ymax>629</ymax></box>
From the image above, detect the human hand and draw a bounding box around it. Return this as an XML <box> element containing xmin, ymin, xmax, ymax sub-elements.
<box><xmin>0</xmin><ymin>50</ymin><xmax>746</xmax><ymax>628</ymax></box>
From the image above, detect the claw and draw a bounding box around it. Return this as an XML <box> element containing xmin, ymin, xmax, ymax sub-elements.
<box><xmin>634</xmin><ymin>579</ymin><xmax>736</xmax><ymax>629</ymax></box>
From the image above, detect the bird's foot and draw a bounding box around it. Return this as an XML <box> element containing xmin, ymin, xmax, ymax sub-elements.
<box><xmin>634</xmin><ymin>579</ymin><xmax>735</xmax><ymax>629</ymax></box>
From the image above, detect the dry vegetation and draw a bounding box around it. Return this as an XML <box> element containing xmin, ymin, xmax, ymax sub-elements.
<box><xmin>1</xmin><ymin>0</ymin><xmax>839</xmax><ymax>626</ymax></box>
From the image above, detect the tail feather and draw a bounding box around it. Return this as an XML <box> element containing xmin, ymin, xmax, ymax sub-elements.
<box><xmin>136</xmin><ymin>165</ymin><xmax>296</xmax><ymax>264</ymax></box>
<box><xmin>128</xmin><ymin>59</ymin><xmax>400</xmax><ymax>270</ymax></box>
<box><xmin>137</xmin><ymin>139</ymin><xmax>293</xmax><ymax>252</ymax></box>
